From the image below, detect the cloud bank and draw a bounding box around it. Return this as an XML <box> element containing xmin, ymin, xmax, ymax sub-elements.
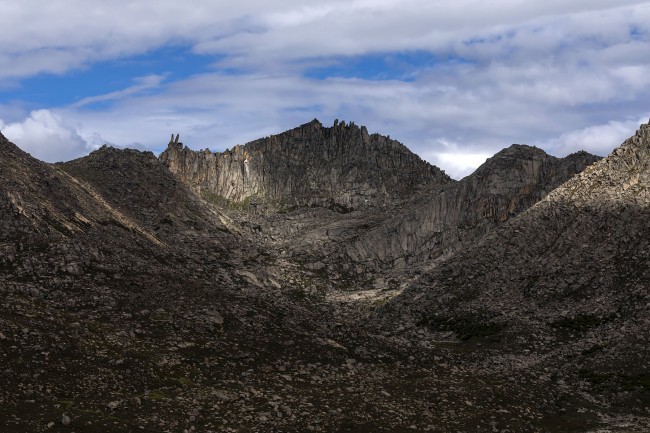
<box><xmin>1</xmin><ymin>1</ymin><xmax>649</xmax><ymax>178</ymax></box>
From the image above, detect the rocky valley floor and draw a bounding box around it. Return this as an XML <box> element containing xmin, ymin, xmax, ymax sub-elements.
<box><xmin>2</xmin><ymin>285</ymin><xmax>648</xmax><ymax>433</ymax></box>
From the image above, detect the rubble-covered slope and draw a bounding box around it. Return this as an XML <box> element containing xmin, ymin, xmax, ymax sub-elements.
<box><xmin>0</xmin><ymin>137</ymin><xmax>350</xmax><ymax>432</ymax></box>
<box><xmin>1</xmin><ymin>120</ymin><xmax>645</xmax><ymax>432</ymax></box>
<box><xmin>0</xmin><ymin>133</ymin><xmax>171</xmax><ymax>287</ymax></box>
<box><xmin>374</xmin><ymin>121</ymin><xmax>650</xmax><ymax>418</ymax></box>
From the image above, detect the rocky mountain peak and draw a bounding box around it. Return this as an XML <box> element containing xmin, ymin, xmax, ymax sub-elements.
<box><xmin>58</xmin><ymin>145</ymin><xmax>190</xmax><ymax>227</ymax></box>
<box><xmin>473</xmin><ymin>143</ymin><xmax>599</xmax><ymax>178</ymax></box>
<box><xmin>608</xmin><ymin>118</ymin><xmax>649</xmax><ymax>166</ymax></box>
<box><xmin>501</xmin><ymin>143</ymin><xmax>546</xmax><ymax>154</ymax></box>
<box><xmin>80</xmin><ymin>143</ymin><xmax>157</xmax><ymax>163</ymax></box>
<box><xmin>160</xmin><ymin>119</ymin><xmax>451</xmax><ymax>211</ymax></box>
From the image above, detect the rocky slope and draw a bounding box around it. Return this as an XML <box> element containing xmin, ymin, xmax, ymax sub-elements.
<box><xmin>373</xmin><ymin>120</ymin><xmax>650</xmax><ymax>427</ymax></box>
<box><xmin>1</xmin><ymin>119</ymin><xmax>647</xmax><ymax>433</ymax></box>
<box><xmin>0</xmin><ymin>134</ymin><xmax>162</xmax><ymax>286</ymax></box>
<box><xmin>0</xmin><ymin>135</ymin><xmax>350</xmax><ymax>432</ymax></box>
<box><xmin>0</xmin><ymin>135</ymin><xmax>238</xmax><ymax>297</ymax></box>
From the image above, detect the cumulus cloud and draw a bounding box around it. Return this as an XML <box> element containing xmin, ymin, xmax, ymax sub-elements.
<box><xmin>541</xmin><ymin>116</ymin><xmax>650</xmax><ymax>157</ymax></box>
<box><xmin>428</xmin><ymin>152</ymin><xmax>492</xmax><ymax>180</ymax></box>
<box><xmin>1</xmin><ymin>110</ymin><xmax>95</xmax><ymax>162</ymax></box>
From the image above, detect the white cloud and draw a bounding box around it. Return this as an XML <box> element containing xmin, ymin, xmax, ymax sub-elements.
<box><xmin>71</xmin><ymin>74</ymin><xmax>166</xmax><ymax>108</ymax></box>
<box><xmin>419</xmin><ymin>138</ymin><xmax>491</xmax><ymax>179</ymax></box>
<box><xmin>429</xmin><ymin>152</ymin><xmax>492</xmax><ymax>180</ymax></box>
<box><xmin>196</xmin><ymin>1</ymin><xmax>650</xmax><ymax>70</ymax></box>
<box><xmin>1</xmin><ymin>1</ymin><xmax>650</xmax><ymax>178</ymax></box>
<box><xmin>541</xmin><ymin>115</ymin><xmax>650</xmax><ymax>157</ymax></box>
<box><xmin>1</xmin><ymin>1</ymin><xmax>648</xmax><ymax>78</ymax></box>
<box><xmin>0</xmin><ymin>109</ymin><xmax>95</xmax><ymax>162</ymax></box>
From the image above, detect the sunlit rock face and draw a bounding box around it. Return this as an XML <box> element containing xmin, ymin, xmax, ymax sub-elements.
<box><xmin>160</xmin><ymin>120</ymin><xmax>600</xmax><ymax>277</ymax></box>
<box><xmin>160</xmin><ymin>119</ymin><xmax>451</xmax><ymax>211</ymax></box>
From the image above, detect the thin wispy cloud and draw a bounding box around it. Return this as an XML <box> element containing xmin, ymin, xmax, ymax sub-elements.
<box><xmin>1</xmin><ymin>1</ymin><xmax>649</xmax><ymax>178</ymax></box>
<box><xmin>70</xmin><ymin>75</ymin><xmax>166</xmax><ymax>108</ymax></box>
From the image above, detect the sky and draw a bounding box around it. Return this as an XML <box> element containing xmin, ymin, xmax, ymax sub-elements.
<box><xmin>0</xmin><ymin>1</ymin><xmax>649</xmax><ymax>179</ymax></box>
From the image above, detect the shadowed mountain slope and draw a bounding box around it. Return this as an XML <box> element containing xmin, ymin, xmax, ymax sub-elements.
<box><xmin>377</xmin><ymin>121</ymin><xmax>649</xmax><ymax>326</ymax></box>
<box><xmin>372</xmin><ymin>121</ymin><xmax>650</xmax><ymax>423</ymax></box>
<box><xmin>0</xmin><ymin>135</ymin><xmax>348</xmax><ymax>432</ymax></box>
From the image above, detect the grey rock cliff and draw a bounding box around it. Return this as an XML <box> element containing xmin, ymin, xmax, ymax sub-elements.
<box><xmin>159</xmin><ymin>119</ymin><xmax>451</xmax><ymax>210</ymax></box>
<box><xmin>348</xmin><ymin>144</ymin><xmax>602</xmax><ymax>270</ymax></box>
<box><xmin>159</xmin><ymin>122</ymin><xmax>600</xmax><ymax>283</ymax></box>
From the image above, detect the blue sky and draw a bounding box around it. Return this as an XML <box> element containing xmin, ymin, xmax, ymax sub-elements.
<box><xmin>1</xmin><ymin>1</ymin><xmax>649</xmax><ymax>178</ymax></box>
<box><xmin>1</xmin><ymin>46</ymin><xmax>215</xmax><ymax>108</ymax></box>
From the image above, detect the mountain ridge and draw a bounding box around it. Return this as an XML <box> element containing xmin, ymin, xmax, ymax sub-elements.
<box><xmin>156</xmin><ymin>120</ymin><xmax>600</xmax><ymax>285</ymax></box>
<box><xmin>160</xmin><ymin>119</ymin><xmax>451</xmax><ymax>211</ymax></box>
<box><xmin>341</xmin><ymin>139</ymin><xmax>601</xmax><ymax>275</ymax></box>
<box><xmin>1</xmin><ymin>119</ymin><xmax>647</xmax><ymax>432</ymax></box>
<box><xmin>371</xmin><ymin>120</ymin><xmax>650</xmax><ymax>418</ymax></box>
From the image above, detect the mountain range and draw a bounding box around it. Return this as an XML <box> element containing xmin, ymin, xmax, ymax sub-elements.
<box><xmin>0</xmin><ymin>119</ymin><xmax>647</xmax><ymax>432</ymax></box>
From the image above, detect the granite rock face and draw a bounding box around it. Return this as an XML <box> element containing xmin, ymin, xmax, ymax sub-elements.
<box><xmin>160</xmin><ymin>121</ymin><xmax>599</xmax><ymax>281</ymax></box>
<box><xmin>349</xmin><ymin>145</ymin><xmax>602</xmax><ymax>270</ymax></box>
<box><xmin>160</xmin><ymin>119</ymin><xmax>451</xmax><ymax>210</ymax></box>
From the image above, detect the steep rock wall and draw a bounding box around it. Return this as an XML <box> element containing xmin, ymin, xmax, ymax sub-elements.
<box><xmin>349</xmin><ymin>145</ymin><xmax>602</xmax><ymax>269</ymax></box>
<box><xmin>160</xmin><ymin>119</ymin><xmax>451</xmax><ymax>210</ymax></box>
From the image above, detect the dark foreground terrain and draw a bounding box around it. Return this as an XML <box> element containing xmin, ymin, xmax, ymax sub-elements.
<box><xmin>0</xmin><ymin>119</ymin><xmax>648</xmax><ymax>432</ymax></box>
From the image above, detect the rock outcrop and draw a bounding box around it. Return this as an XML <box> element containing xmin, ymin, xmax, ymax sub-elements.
<box><xmin>160</xmin><ymin>119</ymin><xmax>451</xmax><ymax>210</ymax></box>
